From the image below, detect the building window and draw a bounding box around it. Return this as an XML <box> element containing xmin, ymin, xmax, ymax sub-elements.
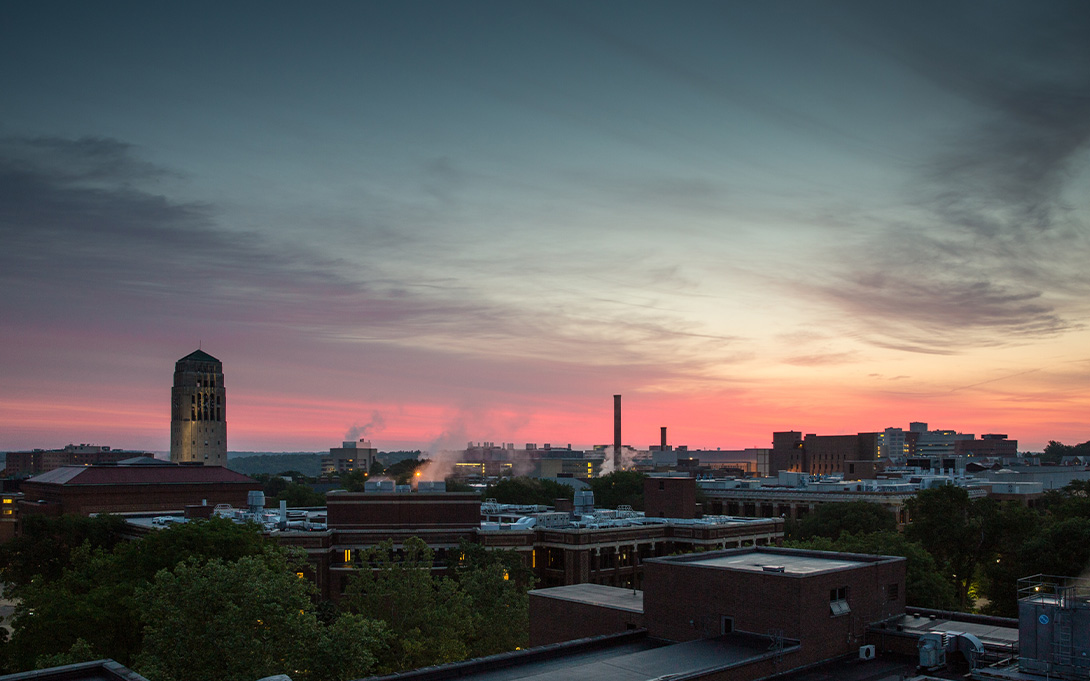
<box><xmin>830</xmin><ymin>586</ymin><xmax>850</xmax><ymax>616</ymax></box>
<box><xmin>720</xmin><ymin>616</ymin><xmax>734</xmax><ymax>634</ymax></box>
<box><xmin>888</xmin><ymin>583</ymin><xmax>899</xmax><ymax>601</ymax></box>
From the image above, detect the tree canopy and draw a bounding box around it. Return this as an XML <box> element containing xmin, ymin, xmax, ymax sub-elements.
<box><xmin>587</xmin><ymin>471</ymin><xmax>647</xmax><ymax>510</ymax></box>
<box><xmin>134</xmin><ymin>550</ymin><xmax>389</xmax><ymax>681</ymax></box>
<box><xmin>786</xmin><ymin>531</ymin><xmax>956</xmax><ymax>609</ymax></box>
<box><xmin>483</xmin><ymin>476</ymin><xmax>574</xmax><ymax>506</ymax></box>
<box><xmin>340</xmin><ymin>538</ymin><xmax>534</xmax><ymax>674</ymax></box>
<box><xmin>792</xmin><ymin>501</ymin><xmax>897</xmax><ymax>540</ymax></box>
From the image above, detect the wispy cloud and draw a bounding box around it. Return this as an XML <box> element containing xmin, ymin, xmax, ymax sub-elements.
<box><xmin>0</xmin><ymin>134</ymin><xmax>748</xmax><ymax>381</ymax></box>
<box><xmin>799</xmin><ymin>3</ymin><xmax>1090</xmax><ymax>353</ymax></box>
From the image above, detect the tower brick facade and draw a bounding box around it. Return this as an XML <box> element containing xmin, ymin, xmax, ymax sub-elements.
<box><xmin>170</xmin><ymin>349</ymin><xmax>227</xmax><ymax>466</ymax></box>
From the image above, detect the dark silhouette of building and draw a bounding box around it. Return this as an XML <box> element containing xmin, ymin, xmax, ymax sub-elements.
<box><xmin>170</xmin><ymin>349</ymin><xmax>227</xmax><ymax>466</ymax></box>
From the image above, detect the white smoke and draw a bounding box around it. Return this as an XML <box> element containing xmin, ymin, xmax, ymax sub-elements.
<box><xmin>598</xmin><ymin>445</ymin><xmax>641</xmax><ymax>476</ymax></box>
<box><xmin>344</xmin><ymin>410</ymin><xmax>385</xmax><ymax>442</ymax></box>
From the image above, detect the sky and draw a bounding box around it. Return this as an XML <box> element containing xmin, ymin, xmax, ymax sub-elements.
<box><xmin>2</xmin><ymin>1</ymin><xmax>1089</xmax><ymax>455</ymax></box>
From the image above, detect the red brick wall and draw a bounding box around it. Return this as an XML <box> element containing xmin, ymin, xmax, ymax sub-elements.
<box><xmin>644</xmin><ymin>476</ymin><xmax>697</xmax><ymax>519</ymax></box>
<box><xmin>326</xmin><ymin>493</ymin><xmax>480</xmax><ymax>529</ymax></box>
<box><xmin>18</xmin><ymin>480</ymin><xmax>259</xmax><ymax>516</ymax></box>
<box><xmin>642</xmin><ymin>550</ymin><xmax>905</xmax><ymax>667</ymax></box>
<box><xmin>529</xmin><ymin>593</ymin><xmax>644</xmax><ymax>646</ymax></box>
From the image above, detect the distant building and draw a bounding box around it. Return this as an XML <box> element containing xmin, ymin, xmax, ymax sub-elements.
<box><xmin>2</xmin><ymin>444</ymin><xmax>154</xmax><ymax>476</ymax></box>
<box><xmin>785</xmin><ymin>432</ymin><xmax>882</xmax><ymax>478</ymax></box>
<box><xmin>0</xmin><ymin>490</ymin><xmax>21</xmax><ymax>542</ymax></box>
<box><xmin>18</xmin><ymin>461</ymin><xmax>259</xmax><ymax>517</ymax></box>
<box><xmin>170</xmin><ymin>349</ymin><xmax>227</xmax><ymax>466</ymax></box>
<box><xmin>260</xmin><ymin>486</ymin><xmax>785</xmax><ymax>601</ymax></box>
<box><xmin>322</xmin><ymin>439</ymin><xmax>377</xmax><ymax>475</ymax></box>
<box><xmin>955</xmin><ymin>434</ymin><xmax>1018</xmax><ymax>458</ymax></box>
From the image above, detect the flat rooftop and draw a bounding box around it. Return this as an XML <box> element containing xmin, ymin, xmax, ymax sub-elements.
<box><xmin>898</xmin><ymin>613</ymin><xmax>1018</xmax><ymax>649</ymax></box>
<box><xmin>529</xmin><ymin>584</ymin><xmax>643</xmax><ymax>613</ymax></box>
<box><xmin>652</xmin><ymin>547</ymin><xmax>900</xmax><ymax>575</ymax></box>
<box><xmin>685</xmin><ymin>552</ymin><xmax>867</xmax><ymax>574</ymax></box>
<box><xmin>364</xmin><ymin>631</ymin><xmax>791</xmax><ymax>681</ymax></box>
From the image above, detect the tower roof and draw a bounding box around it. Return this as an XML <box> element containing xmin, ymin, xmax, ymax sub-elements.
<box><xmin>178</xmin><ymin>349</ymin><xmax>220</xmax><ymax>363</ymax></box>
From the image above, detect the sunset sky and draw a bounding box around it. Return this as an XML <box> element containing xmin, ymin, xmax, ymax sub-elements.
<box><xmin>2</xmin><ymin>1</ymin><xmax>1088</xmax><ymax>454</ymax></box>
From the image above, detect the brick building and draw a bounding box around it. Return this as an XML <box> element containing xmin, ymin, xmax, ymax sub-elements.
<box><xmin>18</xmin><ymin>462</ymin><xmax>260</xmax><ymax>517</ymax></box>
<box><xmin>270</xmin><ymin>489</ymin><xmax>784</xmax><ymax>600</ymax></box>
<box><xmin>644</xmin><ymin>474</ymin><xmax>698</xmax><ymax>518</ymax></box>
<box><xmin>531</xmin><ymin>546</ymin><xmax>906</xmax><ymax>669</ymax></box>
<box><xmin>2</xmin><ymin>445</ymin><xmax>154</xmax><ymax>476</ymax></box>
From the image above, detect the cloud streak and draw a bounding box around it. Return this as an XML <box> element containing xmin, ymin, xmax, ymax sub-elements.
<box><xmin>798</xmin><ymin>2</ymin><xmax>1090</xmax><ymax>353</ymax></box>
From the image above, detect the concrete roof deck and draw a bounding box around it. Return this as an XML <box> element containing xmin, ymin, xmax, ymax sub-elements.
<box><xmin>529</xmin><ymin>583</ymin><xmax>643</xmax><ymax>613</ymax></box>
<box><xmin>362</xmin><ymin>631</ymin><xmax>793</xmax><ymax>681</ymax></box>
<box><xmin>649</xmin><ymin>546</ymin><xmax>902</xmax><ymax>576</ymax></box>
<box><xmin>897</xmin><ymin>613</ymin><xmax>1018</xmax><ymax>649</ymax></box>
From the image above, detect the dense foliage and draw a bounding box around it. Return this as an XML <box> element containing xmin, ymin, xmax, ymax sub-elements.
<box><xmin>1039</xmin><ymin>439</ymin><xmax>1090</xmax><ymax>464</ymax></box>
<box><xmin>483</xmin><ymin>476</ymin><xmax>575</xmax><ymax>506</ymax></box>
<box><xmin>587</xmin><ymin>471</ymin><xmax>647</xmax><ymax>510</ymax></box>
<box><xmin>0</xmin><ymin>515</ymin><xmax>533</xmax><ymax>679</ymax></box>
<box><xmin>792</xmin><ymin>500</ymin><xmax>897</xmax><ymax>540</ymax></box>
<box><xmin>228</xmin><ymin>453</ymin><xmax>325</xmax><ymax>477</ymax></box>
<box><xmin>340</xmin><ymin>538</ymin><xmax>533</xmax><ymax>674</ymax></box>
<box><xmin>903</xmin><ymin>483</ymin><xmax>1090</xmax><ymax>616</ymax></box>
<box><xmin>251</xmin><ymin>473</ymin><xmax>327</xmax><ymax>507</ymax></box>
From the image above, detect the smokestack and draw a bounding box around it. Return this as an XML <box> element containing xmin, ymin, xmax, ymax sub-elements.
<box><xmin>614</xmin><ymin>394</ymin><xmax>622</xmax><ymax>471</ymax></box>
<box><xmin>661</xmin><ymin>426</ymin><xmax>667</xmax><ymax>451</ymax></box>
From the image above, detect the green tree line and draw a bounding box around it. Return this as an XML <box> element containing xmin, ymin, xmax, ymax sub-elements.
<box><xmin>0</xmin><ymin>516</ymin><xmax>532</xmax><ymax>680</ymax></box>
<box><xmin>786</xmin><ymin>481</ymin><xmax>1090</xmax><ymax>615</ymax></box>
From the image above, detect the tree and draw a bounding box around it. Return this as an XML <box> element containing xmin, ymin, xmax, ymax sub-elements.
<box><xmin>341</xmin><ymin>538</ymin><xmax>473</xmax><ymax>673</ymax></box>
<box><xmin>340</xmin><ymin>469</ymin><xmax>368</xmax><ymax>492</ymax></box>
<box><xmin>133</xmin><ymin>550</ymin><xmax>389</xmax><ymax>681</ymax></box>
<box><xmin>1040</xmin><ymin>439</ymin><xmax>1090</xmax><ymax>464</ymax></box>
<box><xmin>794</xmin><ymin>501</ymin><xmax>896</xmax><ymax>540</ymax></box>
<box><xmin>786</xmin><ymin>531</ymin><xmax>956</xmax><ymax>609</ymax></box>
<box><xmin>454</xmin><ymin>542</ymin><xmax>535</xmax><ymax>657</ymax></box>
<box><xmin>5</xmin><ymin>518</ymin><xmax>278</xmax><ymax>670</ymax></box>
<box><xmin>905</xmin><ymin>486</ymin><xmax>1003</xmax><ymax>609</ymax></box>
<box><xmin>272</xmin><ymin>482</ymin><xmax>326</xmax><ymax>508</ymax></box>
<box><xmin>483</xmin><ymin>477</ymin><xmax>573</xmax><ymax>506</ymax></box>
<box><xmin>34</xmin><ymin>639</ymin><xmax>96</xmax><ymax>671</ymax></box>
<box><xmin>587</xmin><ymin>471</ymin><xmax>647</xmax><ymax>510</ymax></box>
<box><xmin>0</xmin><ymin>513</ymin><xmax>127</xmax><ymax>588</ymax></box>
<box><xmin>977</xmin><ymin>502</ymin><xmax>1041</xmax><ymax>617</ymax></box>
<box><xmin>1038</xmin><ymin>479</ymin><xmax>1090</xmax><ymax>521</ymax></box>
<box><xmin>385</xmin><ymin>457</ymin><xmax>425</xmax><ymax>482</ymax></box>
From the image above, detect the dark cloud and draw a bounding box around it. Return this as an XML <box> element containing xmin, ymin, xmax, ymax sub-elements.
<box><xmin>0</xmin><ymin>135</ymin><xmax>487</xmax><ymax>332</ymax></box>
<box><xmin>804</xmin><ymin>2</ymin><xmax>1090</xmax><ymax>352</ymax></box>
<box><xmin>0</xmin><ymin>134</ymin><xmax>743</xmax><ymax>378</ymax></box>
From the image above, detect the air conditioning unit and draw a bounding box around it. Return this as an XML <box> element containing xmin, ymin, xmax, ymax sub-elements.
<box><xmin>859</xmin><ymin>645</ymin><xmax>876</xmax><ymax>660</ymax></box>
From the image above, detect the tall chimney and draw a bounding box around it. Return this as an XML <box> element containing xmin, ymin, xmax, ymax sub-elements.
<box><xmin>613</xmin><ymin>394</ymin><xmax>622</xmax><ymax>471</ymax></box>
<box><xmin>661</xmin><ymin>426</ymin><xmax>667</xmax><ymax>451</ymax></box>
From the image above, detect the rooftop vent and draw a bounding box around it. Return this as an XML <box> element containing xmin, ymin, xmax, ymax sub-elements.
<box><xmin>761</xmin><ymin>565</ymin><xmax>786</xmax><ymax>573</ymax></box>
